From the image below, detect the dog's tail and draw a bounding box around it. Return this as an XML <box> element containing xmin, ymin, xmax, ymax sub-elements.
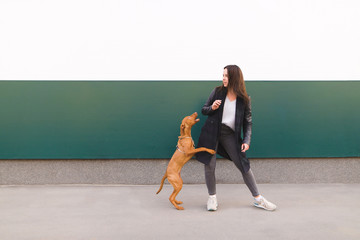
<box><xmin>156</xmin><ymin>173</ymin><xmax>167</xmax><ymax>194</ymax></box>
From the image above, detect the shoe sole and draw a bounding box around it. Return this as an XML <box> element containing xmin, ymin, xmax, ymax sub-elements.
<box><xmin>254</xmin><ymin>203</ymin><xmax>276</xmax><ymax>211</ymax></box>
<box><xmin>207</xmin><ymin>204</ymin><xmax>218</xmax><ymax>211</ymax></box>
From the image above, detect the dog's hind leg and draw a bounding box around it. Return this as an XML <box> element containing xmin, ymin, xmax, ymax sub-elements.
<box><xmin>169</xmin><ymin>190</ymin><xmax>184</xmax><ymax>210</ymax></box>
<box><xmin>175</xmin><ymin>199</ymin><xmax>183</xmax><ymax>205</ymax></box>
<box><xmin>168</xmin><ymin>177</ymin><xmax>184</xmax><ymax>210</ymax></box>
<box><xmin>174</xmin><ymin>174</ymin><xmax>183</xmax><ymax>205</ymax></box>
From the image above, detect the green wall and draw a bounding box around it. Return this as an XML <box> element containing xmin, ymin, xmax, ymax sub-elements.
<box><xmin>0</xmin><ymin>81</ymin><xmax>359</xmax><ymax>159</ymax></box>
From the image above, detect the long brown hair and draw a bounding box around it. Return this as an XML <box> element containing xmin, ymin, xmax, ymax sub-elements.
<box><xmin>222</xmin><ymin>65</ymin><xmax>250</xmax><ymax>104</ymax></box>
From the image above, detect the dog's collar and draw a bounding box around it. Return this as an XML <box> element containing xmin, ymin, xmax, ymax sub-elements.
<box><xmin>176</xmin><ymin>145</ymin><xmax>186</xmax><ymax>154</ymax></box>
<box><xmin>176</xmin><ymin>137</ymin><xmax>195</xmax><ymax>154</ymax></box>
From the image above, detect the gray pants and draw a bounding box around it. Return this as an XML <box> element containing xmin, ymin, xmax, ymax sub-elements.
<box><xmin>205</xmin><ymin>124</ymin><xmax>260</xmax><ymax>197</ymax></box>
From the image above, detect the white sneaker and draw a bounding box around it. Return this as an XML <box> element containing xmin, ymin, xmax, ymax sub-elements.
<box><xmin>207</xmin><ymin>196</ymin><xmax>218</xmax><ymax>211</ymax></box>
<box><xmin>254</xmin><ymin>196</ymin><xmax>277</xmax><ymax>211</ymax></box>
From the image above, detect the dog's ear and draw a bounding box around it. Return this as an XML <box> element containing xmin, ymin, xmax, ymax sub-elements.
<box><xmin>180</xmin><ymin>123</ymin><xmax>185</xmax><ymax>135</ymax></box>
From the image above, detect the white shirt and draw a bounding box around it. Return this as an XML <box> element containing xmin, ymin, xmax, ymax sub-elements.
<box><xmin>221</xmin><ymin>96</ymin><xmax>236</xmax><ymax>131</ymax></box>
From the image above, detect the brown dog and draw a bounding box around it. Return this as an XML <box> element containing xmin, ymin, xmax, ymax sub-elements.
<box><xmin>156</xmin><ymin>112</ymin><xmax>216</xmax><ymax>210</ymax></box>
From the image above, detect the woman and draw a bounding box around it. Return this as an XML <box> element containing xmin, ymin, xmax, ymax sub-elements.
<box><xmin>196</xmin><ymin>65</ymin><xmax>276</xmax><ymax>211</ymax></box>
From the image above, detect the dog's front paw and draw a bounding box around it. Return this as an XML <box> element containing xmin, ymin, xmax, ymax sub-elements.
<box><xmin>208</xmin><ymin>149</ymin><xmax>216</xmax><ymax>155</ymax></box>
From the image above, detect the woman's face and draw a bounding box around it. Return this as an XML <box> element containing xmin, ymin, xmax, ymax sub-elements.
<box><xmin>223</xmin><ymin>68</ymin><xmax>229</xmax><ymax>87</ymax></box>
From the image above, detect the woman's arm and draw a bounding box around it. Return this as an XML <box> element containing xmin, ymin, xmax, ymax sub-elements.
<box><xmin>201</xmin><ymin>88</ymin><xmax>217</xmax><ymax>115</ymax></box>
<box><xmin>242</xmin><ymin>97</ymin><xmax>252</xmax><ymax>146</ymax></box>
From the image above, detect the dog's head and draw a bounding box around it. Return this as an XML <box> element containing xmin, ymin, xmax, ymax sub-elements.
<box><xmin>180</xmin><ymin>112</ymin><xmax>200</xmax><ymax>134</ymax></box>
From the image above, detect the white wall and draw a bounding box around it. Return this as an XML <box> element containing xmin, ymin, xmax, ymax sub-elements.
<box><xmin>0</xmin><ymin>0</ymin><xmax>359</xmax><ymax>80</ymax></box>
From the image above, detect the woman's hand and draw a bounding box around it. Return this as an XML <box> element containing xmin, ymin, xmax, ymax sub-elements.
<box><xmin>241</xmin><ymin>143</ymin><xmax>249</xmax><ymax>152</ymax></box>
<box><xmin>211</xmin><ymin>100</ymin><xmax>222</xmax><ymax>110</ymax></box>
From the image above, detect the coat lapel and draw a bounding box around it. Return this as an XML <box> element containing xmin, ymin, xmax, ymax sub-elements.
<box><xmin>217</xmin><ymin>88</ymin><xmax>227</xmax><ymax>123</ymax></box>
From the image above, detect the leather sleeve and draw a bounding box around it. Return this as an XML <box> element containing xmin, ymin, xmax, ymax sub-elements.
<box><xmin>201</xmin><ymin>88</ymin><xmax>217</xmax><ymax>116</ymax></box>
<box><xmin>243</xmin><ymin>97</ymin><xmax>252</xmax><ymax>145</ymax></box>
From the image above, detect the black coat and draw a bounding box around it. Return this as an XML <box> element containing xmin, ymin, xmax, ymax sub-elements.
<box><xmin>196</xmin><ymin>86</ymin><xmax>252</xmax><ymax>172</ymax></box>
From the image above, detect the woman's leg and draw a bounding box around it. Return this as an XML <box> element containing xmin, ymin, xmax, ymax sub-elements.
<box><xmin>240</xmin><ymin>169</ymin><xmax>260</xmax><ymax>197</ymax></box>
<box><xmin>219</xmin><ymin>125</ymin><xmax>260</xmax><ymax>197</ymax></box>
<box><xmin>204</xmin><ymin>145</ymin><xmax>217</xmax><ymax>195</ymax></box>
